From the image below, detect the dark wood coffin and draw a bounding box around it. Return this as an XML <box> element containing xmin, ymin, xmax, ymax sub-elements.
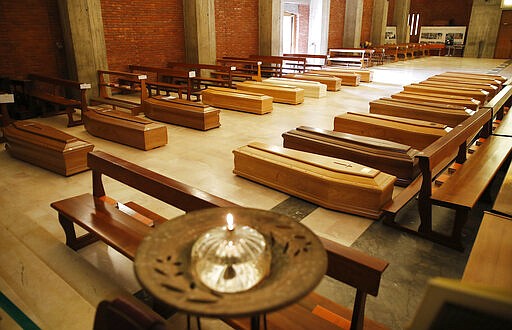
<box><xmin>84</xmin><ymin>107</ymin><xmax>167</xmax><ymax>150</ymax></box>
<box><xmin>333</xmin><ymin>112</ymin><xmax>450</xmax><ymax>150</ymax></box>
<box><xmin>3</xmin><ymin>121</ymin><xmax>94</xmax><ymax>176</ymax></box>
<box><xmin>282</xmin><ymin>126</ymin><xmax>420</xmax><ymax>186</ymax></box>
<box><xmin>369</xmin><ymin>98</ymin><xmax>472</xmax><ymax>127</ymax></box>
<box><xmin>233</xmin><ymin>142</ymin><xmax>396</xmax><ymax>219</ymax></box>
<box><xmin>143</xmin><ymin>96</ymin><xmax>220</xmax><ymax>131</ymax></box>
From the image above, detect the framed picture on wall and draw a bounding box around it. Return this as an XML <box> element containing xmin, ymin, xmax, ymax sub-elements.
<box><xmin>385</xmin><ymin>26</ymin><xmax>397</xmax><ymax>44</ymax></box>
<box><xmin>419</xmin><ymin>26</ymin><xmax>467</xmax><ymax>44</ymax></box>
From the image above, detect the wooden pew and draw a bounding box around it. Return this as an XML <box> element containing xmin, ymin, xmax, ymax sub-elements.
<box><xmin>216</xmin><ymin>58</ymin><xmax>262</xmax><ymax>82</ymax></box>
<box><xmin>27</xmin><ymin>73</ymin><xmax>91</xmax><ymax>127</ymax></box>
<box><xmin>369</xmin><ymin>98</ymin><xmax>472</xmax><ymax>127</ymax></box>
<box><xmin>245</xmin><ymin>55</ymin><xmax>284</xmax><ymax>77</ymax></box>
<box><xmin>382</xmin><ymin>106</ymin><xmax>512</xmax><ymax>250</ymax></box>
<box><xmin>128</xmin><ymin>64</ymin><xmax>193</xmax><ymax>100</ymax></box>
<box><xmin>51</xmin><ymin>150</ymin><xmax>238</xmax><ymax>261</ymax></box>
<box><xmin>91</xmin><ymin>70</ymin><xmax>148</xmax><ymax>115</ymax></box>
<box><xmin>167</xmin><ymin>61</ymin><xmax>234</xmax><ymax>90</ymax></box>
<box><xmin>283</xmin><ymin>53</ymin><xmax>328</xmax><ymax>70</ymax></box>
<box><xmin>225</xmin><ymin>237</ymin><xmax>389</xmax><ymax>330</ymax></box>
<box><xmin>3</xmin><ymin>120</ymin><xmax>94</xmax><ymax>176</ymax></box>
<box><xmin>382</xmin><ymin>44</ymin><xmax>399</xmax><ymax>62</ymax></box>
<box><xmin>327</xmin><ymin>49</ymin><xmax>366</xmax><ymax>68</ymax></box>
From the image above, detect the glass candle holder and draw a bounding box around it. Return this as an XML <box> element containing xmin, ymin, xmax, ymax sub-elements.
<box><xmin>191</xmin><ymin>213</ymin><xmax>271</xmax><ymax>293</ymax></box>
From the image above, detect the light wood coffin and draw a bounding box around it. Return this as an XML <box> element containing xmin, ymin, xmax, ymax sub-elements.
<box><xmin>386</xmin><ymin>95</ymin><xmax>471</xmax><ymax>112</ymax></box>
<box><xmin>308</xmin><ymin>70</ymin><xmax>361</xmax><ymax>86</ymax></box>
<box><xmin>262</xmin><ymin>77</ymin><xmax>327</xmax><ymax>98</ymax></box>
<box><xmin>321</xmin><ymin>66</ymin><xmax>373</xmax><ymax>82</ymax></box>
<box><xmin>233</xmin><ymin>142</ymin><xmax>396</xmax><ymax>219</ymax></box>
<box><xmin>143</xmin><ymin>96</ymin><xmax>220</xmax><ymax>131</ymax></box>
<box><xmin>84</xmin><ymin>107</ymin><xmax>167</xmax><ymax>150</ymax></box>
<box><xmin>236</xmin><ymin>81</ymin><xmax>305</xmax><ymax>104</ymax></box>
<box><xmin>391</xmin><ymin>91</ymin><xmax>480</xmax><ymax>111</ymax></box>
<box><xmin>282</xmin><ymin>73</ymin><xmax>342</xmax><ymax>91</ymax></box>
<box><xmin>369</xmin><ymin>98</ymin><xmax>472</xmax><ymax>127</ymax></box>
<box><xmin>282</xmin><ymin>126</ymin><xmax>420</xmax><ymax>186</ymax></box>
<box><xmin>425</xmin><ymin>77</ymin><xmax>500</xmax><ymax>96</ymax></box>
<box><xmin>403</xmin><ymin>84</ymin><xmax>489</xmax><ymax>104</ymax></box>
<box><xmin>432</xmin><ymin>75</ymin><xmax>503</xmax><ymax>90</ymax></box>
<box><xmin>333</xmin><ymin>112</ymin><xmax>450</xmax><ymax>150</ymax></box>
<box><xmin>419</xmin><ymin>80</ymin><xmax>498</xmax><ymax>98</ymax></box>
<box><xmin>439</xmin><ymin>72</ymin><xmax>506</xmax><ymax>84</ymax></box>
<box><xmin>201</xmin><ymin>87</ymin><xmax>273</xmax><ymax>114</ymax></box>
<box><xmin>3</xmin><ymin>121</ymin><xmax>94</xmax><ymax>176</ymax></box>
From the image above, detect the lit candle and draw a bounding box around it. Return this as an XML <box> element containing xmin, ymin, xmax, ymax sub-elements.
<box><xmin>226</xmin><ymin>213</ymin><xmax>234</xmax><ymax>231</ymax></box>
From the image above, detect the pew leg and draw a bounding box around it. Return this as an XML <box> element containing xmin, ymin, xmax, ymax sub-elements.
<box><xmin>58</xmin><ymin>213</ymin><xmax>99</xmax><ymax>250</ymax></box>
<box><xmin>450</xmin><ymin>207</ymin><xmax>469</xmax><ymax>251</ymax></box>
<box><xmin>417</xmin><ymin>198</ymin><xmax>433</xmax><ymax>234</ymax></box>
<box><xmin>65</xmin><ymin>106</ymin><xmax>82</xmax><ymax>127</ymax></box>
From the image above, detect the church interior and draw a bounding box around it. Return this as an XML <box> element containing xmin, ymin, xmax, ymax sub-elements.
<box><xmin>1</xmin><ymin>1</ymin><xmax>511</xmax><ymax>329</ymax></box>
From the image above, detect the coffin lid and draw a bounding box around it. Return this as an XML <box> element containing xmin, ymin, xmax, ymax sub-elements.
<box><xmin>346</xmin><ymin>112</ymin><xmax>448</xmax><ymax>129</ymax></box>
<box><xmin>12</xmin><ymin>121</ymin><xmax>77</xmax><ymax>143</ymax></box>
<box><xmin>91</xmin><ymin>108</ymin><xmax>153</xmax><ymax>124</ymax></box>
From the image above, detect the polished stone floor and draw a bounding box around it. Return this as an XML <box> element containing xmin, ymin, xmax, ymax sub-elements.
<box><xmin>0</xmin><ymin>56</ymin><xmax>510</xmax><ymax>329</ymax></box>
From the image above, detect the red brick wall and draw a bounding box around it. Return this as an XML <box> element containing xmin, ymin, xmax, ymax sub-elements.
<box><xmin>409</xmin><ymin>0</ymin><xmax>473</xmax><ymax>42</ymax></box>
<box><xmin>360</xmin><ymin>0</ymin><xmax>374</xmax><ymax>45</ymax></box>
<box><xmin>215</xmin><ymin>0</ymin><xmax>259</xmax><ymax>58</ymax></box>
<box><xmin>297</xmin><ymin>4</ymin><xmax>310</xmax><ymax>53</ymax></box>
<box><xmin>0</xmin><ymin>0</ymin><xmax>67</xmax><ymax>79</ymax></box>
<box><xmin>100</xmin><ymin>0</ymin><xmax>185</xmax><ymax>71</ymax></box>
<box><xmin>387</xmin><ymin>0</ymin><xmax>395</xmax><ymax>26</ymax></box>
<box><xmin>328</xmin><ymin>0</ymin><xmax>346</xmax><ymax>49</ymax></box>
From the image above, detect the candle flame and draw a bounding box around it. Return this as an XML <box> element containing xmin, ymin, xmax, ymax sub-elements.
<box><xmin>226</xmin><ymin>213</ymin><xmax>234</xmax><ymax>231</ymax></box>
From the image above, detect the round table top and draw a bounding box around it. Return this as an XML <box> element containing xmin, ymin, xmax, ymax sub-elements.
<box><xmin>134</xmin><ymin>207</ymin><xmax>327</xmax><ymax>318</ymax></box>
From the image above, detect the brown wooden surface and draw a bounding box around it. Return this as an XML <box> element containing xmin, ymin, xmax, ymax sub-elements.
<box><xmin>441</xmin><ymin>71</ymin><xmax>507</xmax><ymax>83</ymax></box>
<box><xmin>3</xmin><ymin>120</ymin><xmax>93</xmax><ymax>176</ymax></box>
<box><xmin>420</xmin><ymin>80</ymin><xmax>498</xmax><ymax>98</ymax></box>
<box><xmin>493</xmin><ymin>161</ymin><xmax>512</xmax><ymax>217</ymax></box>
<box><xmin>462</xmin><ymin>212</ymin><xmax>512</xmax><ymax>291</ymax></box>
<box><xmin>282</xmin><ymin>73</ymin><xmax>341</xmax><ymax>91</ymax></box>
<box><xmin>321</xmin><ymin>67</ymin><xmax>373</xmax><ymax>82</ymax></box>
<box><xmin>84</xmin><ymin>108</ymin><xmax>168</xmax><ymax>150</ymax></box>
<box><xmin>97</xmin><ymin>70</ymin><xmax>148</xmax><ymax>115</ymax></box>
<box><xmin>403</xmin><ymin>84</ymin><xmax>489</xmax><ymax>104</ymax></box>
<box><xmin>431</xmin><ymin>135</ymin><xmax>512</xmax><ymax>209</ymax></box>
<box><xmin>369</xmin><ymin>98</ymin><xmax>471</xmax><ymax>127</ymax></box>
<box><xmin>201</xmin><ymin>86</ymin><xmax>273</xmax><ymax>114</ymax></box>
<box><xmin>308</xmin><ymin>70</ymin><xmax>361</xmax><ymax>86</ymax></box>
<box><xmin>236</xmin><ymin>80</ymin><xmax>305</xmax><ymax>104</ymax></box>
<box><xmin>282</xmin><ymin>126</ymin><xmax>420</xmax><ymax>186</ymax></box>
<box><xmin>262</xmin><ymin>77</ymin><xmax>326</xmax><ymax>98</ymax></box>
<box><xmin>391</xmin><ymin>91</ymin><xmax>480</xmax><ymax>111</ymax></box>
<box><xmin>143</xmin><ymin>96</ymin><xmax>220</xmax><ymax>130</ymax></box>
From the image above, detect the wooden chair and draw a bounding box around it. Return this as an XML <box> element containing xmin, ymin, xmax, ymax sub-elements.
<box><xmin>93</xmin><ymin>297</ymin><xmax>167</xmax><ymax>330</ymax></box>
<box><xmin>225</xmin><ymin>237</ymin><xmax>389</xmax><ymax>330</ymax></box>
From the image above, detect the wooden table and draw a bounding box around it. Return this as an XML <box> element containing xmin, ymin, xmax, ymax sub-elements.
<box><xmin>462</xmin><ymin>212</ymin><xmax>512</xmax><ymax>291</ymax></box>
<box><xmin>134</xmin><ymin>207</ymin><xmax>327</xmax><ymax>329</ymax></box>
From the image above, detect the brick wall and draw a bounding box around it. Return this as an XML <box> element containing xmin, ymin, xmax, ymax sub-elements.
<box><xmin>387</xmin><ymin>0</ymin><xmax>395</xmax><ymax>25</ymax></box>
<box><xmin>215</xmin><ymin>0</ymin><xmax>259</xmax><ymax>58</ymax></box>
<box><xmin>360</xmin><ymin>0</ymin><xmax>374</xmax><ymax>45</ymax></box>
<box><xmin>0</xmin><ymin>0</ymin><xmax>67</xmax><ymax>80</ymax></box>
<box><xmin>100</xmin><ymin>0</ymin><xmax>185</xmax><ymax>71</ymax></box>
<box><xmin>297</xmin><ymin>4</ymin><xmax>310</xmax><ymax>53</ymax></box>
<box><xmin>328</xmin><ymin>0</ymin><xmax>346</xmax><ymax>49</ymax></box>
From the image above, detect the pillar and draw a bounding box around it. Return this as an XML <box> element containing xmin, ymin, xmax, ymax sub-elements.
<box><xmin>464</xmin><ymin>0</ymin><xmax>502</xmax><ymax>58</ymax></box>
<box><xmin>343</xmin><ymin>0</ymin><xmax>364</xmax><ymax>48</ymax></box>
<box><xmin>371</xmin><ymin>0</ymin><xmax>389</xmax><ymax>46</ymax></box>
<box><xmin>392</xmin><ymin>0</ymin><xmax>410</xmax><ymax>44</ymax></box>
<box><xmin>259</xmin><ymin>0</ymin><xmax>282</xmax><ymax>55</ymax></box>
<box><xmin>57</xmin><ymin>0</ymin><xmax>108</xmax><ymax>99</ymax></box>
<box><xmin>183</xmin><ymin>0</ymin><xmax>216</xmax><ymax>64</ymax></box>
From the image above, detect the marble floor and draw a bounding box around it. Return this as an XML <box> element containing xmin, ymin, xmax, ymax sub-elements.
<box><xmin>0</xmin><ymin>56</ymin><xmax>510</xmax><ymax>330</ymax></box>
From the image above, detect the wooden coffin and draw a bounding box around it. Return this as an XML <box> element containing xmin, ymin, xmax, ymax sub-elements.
<box><xmin>262</xmin><ymin>77</ymin><xmax>327</xmax><ymax>98</ymax></box>
<box><xmin>282</xmin><ymin>73</ymin><xmax>342</xmax><ymax>91</ymax></box>
<box><xmin>403</xmin><ymin>84</ymin><xmax>489</xmax><ymax>104</ymax></box>
<box><xmin>419</xmin><ymin>80</ymin><xmax>498</xmax><ymax>98</ymax></box>
<box><xmin>385</xmin><ymin>95</ymin><xmax>471</xmax><ymax>112</ymax></box>
<box><xmin>201</xmin><ymin>87</ymin><xmax>273</xmax><ymax>114</ymax></box>
<box><xmin>236</xmin><ymin>81</ymin><xmax>305</xmax><ymax>104</ymax></box>
<box><xmin>143</xmin><ymin>96</ymin><xmax>220</xmax><ymax>131</ymax></box>
<box><xmin>3</xmin><ymin>121</ymin><xmax>94</xmax><ymax>176</ymax></box>
<box><xmin>391</xmin><ymin>91</ymin><xmax>480</xmax><ymax>111</ymax></box>
<box><xmin>233</xmin><ymin>142</ymin><xmax>396</xmax><ymax>219</ymax></box>
<box><xmin>440</xmin><ymin>72</ymin><xmax>507</xmax><ymax>84</ymax></box>
<box><xmin>308</xmin><ymin>70</ymin><xmax>361</xmax><ymax>86</ymax></box>
<box><xmin>426</xmin><ymin>77</ymin><xmax>500</xmax><ymax>95</ymax></box>
<box><xmin>321</xmin><ymin>66</ymin><xmax>373</xmax><ymax>82</ymax></box>
<box><xmin>333</xmin><ymin>112</ymin><xmax>450</xmax><ymax>150</ymax></box>
<box><xmin>84</xmin><ymin>107</ymin><xmax>167</xmax><ymax>150</ymax></box>
<box><xmin>282</xmin><ymin>126</ymin><xmax>420</xmax><ymax>186</ymax></box>
<box><xmin>369</xmin><ymin>98</ymin><xmax>472</xmax><ymax>127</ymax></box>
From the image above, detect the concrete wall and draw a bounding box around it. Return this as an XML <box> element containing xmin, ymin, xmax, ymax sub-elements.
<box><xmin>464</xmin><ymin>0</ymin><xmax>502</xmax><ymax>58</ymax></box>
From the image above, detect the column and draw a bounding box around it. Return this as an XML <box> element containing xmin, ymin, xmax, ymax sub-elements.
<box><xmin>371</xmin><ymin>0</ymin><xmax>389</xmax><ymax>46</ymax></box>
<box><xmin>343</xmin><ymin>0</ymin><xmax>364</xmax><ymax>48</ymax></box>
<box><xmin>57</xmin><ymin>0</ymin><xmax>108</xmax><ymax>99</ymax></box>
<box><xmin>464</xmin><ymin>0</ymin><xmax>502</xmax><ymax>58</ymax></box>
<box><xmin>392</xmin><ymin>0</ymin><xmax>410</xmax><ymax>44</ymax></box>
<box><xmin>259</xmin><ymin>0</ymin><xmax>282</xmax><ymax>55</ymax></box>
<box><xmin>183</xmin><ymin>0</ymin><xmax>216</xmax><ymax>64</ymax></box>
